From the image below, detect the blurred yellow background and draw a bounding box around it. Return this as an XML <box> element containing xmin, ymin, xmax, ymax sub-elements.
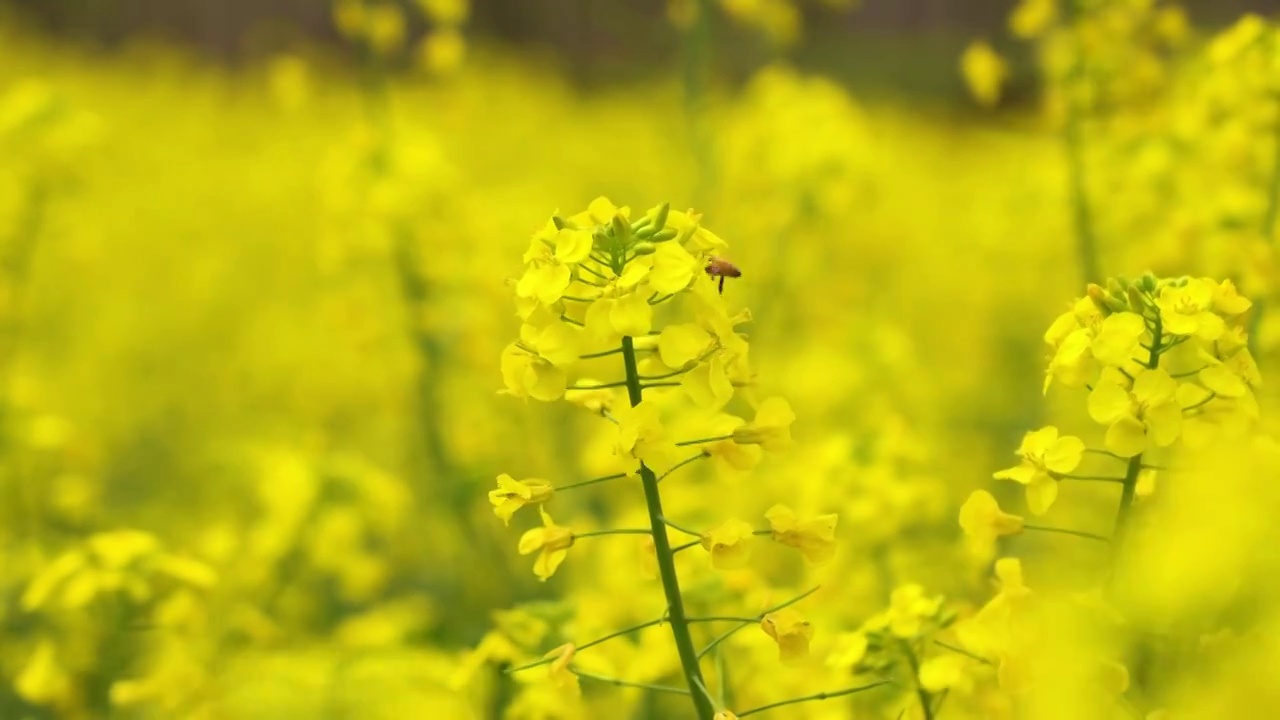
<box><xmin>3</xmin><ymin>1</ymin><xmax>1280</xmax><ymax>718</ymax></box>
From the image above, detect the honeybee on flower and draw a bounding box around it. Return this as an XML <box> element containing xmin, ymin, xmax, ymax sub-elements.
<box><xmin>705</xmin><ymin>256</ymin><xmax>742</xmax><ymax>294</ymax></box>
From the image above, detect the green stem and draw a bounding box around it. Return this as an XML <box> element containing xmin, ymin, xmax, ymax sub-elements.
<box><xmin>672</xmin><ymin>539</ymin><xmax>702</xmax><ymax>553</ymax></box>
<box><xmin>578</xmin><ymin>264</ymin><xmax>608</xmax><ymax>281</ymax></box>
<box><xmin>621</xmin><ymin>335</ymin><xmax>715</xmax><ymax>720</ymax></box>
<box><xmin>657</xmin><ymin>451</ymin><xmax>709</xmax><ymax>483</ymax></box>
<box><xmin>570</xmin><ymin>379</ymin><xmax>628</xmax><ymax>390</ymax></box>
<box><xmin>676</xmin><ymin>434</ymin><xmax>736</xmax><ymax>447</ymax></box>
<box><xmin>1249</xmin><ymin>88</ymin><xmax>1280</xmax><ymax>358</ymax></box>
<box><xmin>899</xmin><ymin>640</ymin><xmax>935</xmax><ymax>720</ymax></box>
<box><xmin>1053</xmin><ymin>473</ymin><xmax>1125</xmax><ymax>483</ymax></box>
<box><xmin>695</xmin><ymin>586</ymin><xmax>820</xmax><ymax>659</ymax></box>
<box><xmin>1182</xmin><ymin>392</ymin><xmax>1217</xmax><ymax>413</ymax></box>
<box><xmin>506</xmin><ymin>618</ymin><xmax>667</xmax><ymax>673</ymax></box>
<box><xmin>557</xmin><ymin>472</ymin><xmax>629</xmax><ymax>492</ymax></box>
<box><xmin>683</xmin><ymin>0</ymin><xmax>716</xmax><ymax>206</ymax></box>
<box><xmin>1063</xmin><ymin>14</ymin><xmax>1100</xmax><ymax>284</ymax></box>
<box><xmin>736</xmin><ymin>680</ymin><xmax>892</xmax><ymax>718</ymax></box>
<box><xmin>570</xmin><ymin>667</ymin><xmax>691</xmax><ymax>695</ymax></box>
<box><xmin>663</xmin><ymin>517</ymin><xmax>704</xmax><ymax>536</ymax></box>
<box><xmin>579</xmin><ymin>346</ymin><xmax>624</xmax><ymax>359</ymax></box>
<box><xmin>1112</xmin><ymin>314</ymin><xmax>1162</xmax><ymax>571</ymax></box>
<box><xmin>1023</xmin><ymin>524</ymin><xmax>1110</xmax><ymax>543</ymax></box>
<box><xmin>574</xmin><ymin>529</ymin><xmax>654</xmax><ymax>539</ymax></box>
<box><xmin>933</xmin><ymin>640</ymin><xmax>993</xmax><ymax>666</ymax></box>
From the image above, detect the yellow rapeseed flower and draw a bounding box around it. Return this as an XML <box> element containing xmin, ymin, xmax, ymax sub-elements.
<box><xmin>1157</xmin><ymin>278</ymin><xmax>1225</xmax><ymax>339</ymax></box>
<box><xmin>765</xmin><ymin>504</ymin><xmax>837</xmax><ymax>564</ymax></box>
<box><xmin>700</xmin><ymin>518</ymin><xmax>755</xmax><ymax>569</ymax></box>
<box><xmin>760</xmin><ymin>608</ymin><xmax>813</xmax><ymax>663</ymax></box>
<box><xmin>517</xmin><ymin>508</ymin><xmax>574</xmax><ymax>581</ymax></box>
<box><xmin>961</xmin><ymin>40</ymin><xmax>1008</xmax><ymax>108</ymax></box>
<box><xmin>732</xmin><ymin>397</ymin><xmax>795</xmax><ymax>451</ymax></box>
<box><xmin>959</xmin><ymin>490</ymin><xmax>1024</xmax><ymax>544</ymax></box>
<box><xmin>489</xmin><ymin>474</ymin><xmax>554</xmax><ymax>525</ymax></box>
<box><xmin>1087</xmin><ymin>367</ymin><xmax>1182</xmax><ymax>456</ymax></box>
<box><xmin>993</xmin><ymin>426</ymin><xmax>1084</xmax><ymax>515</ymax></box>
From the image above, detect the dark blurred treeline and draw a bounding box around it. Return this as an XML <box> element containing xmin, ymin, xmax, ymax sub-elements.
<box><xmin>6</xmin><ymin>0</ymin><xmax>1275</xmax><ymax>62</ymax></box>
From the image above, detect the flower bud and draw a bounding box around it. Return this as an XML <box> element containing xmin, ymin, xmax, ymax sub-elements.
<box><xmin>1140</xmin><ymin>272</ymin><xmax>1158</xmax><ymax>293</ymax></box>
<box><xmin>611</xmin><ymin>213</ymin><xmax>631</xmax><ymax>241</ymax></box>
<box><xmin>652</xmin><ymin>202</ymin><xmax>670</xmax><ymax>232</ymax></box>
<box><xmin>649</xmin><ymin>228</ymin><xmax>678</xmax><ymax>242</ymax></box>
<box><xmin>631</xmin><ymin>242</ymin><xmax>657</xmax><ymax>256</ymax></box>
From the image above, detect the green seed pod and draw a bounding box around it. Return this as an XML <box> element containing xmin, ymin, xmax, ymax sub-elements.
<box><xmin>631</xmin><ymin>242</ymin><xmax>657</xmax><ymax>256</ymax></box>
<box><xmin>1141</xmin><ymin>272</ymin><xmax>1158</xmax><ymax>293</ymax></box>
<box><xmin>652</xmin><ymin>202</ymin><xmax>670</xmax><ymax>233</ymax></box>
<box><xmin>649</xmin><ymin>228</ymin><xmax>678</xmax><ymax>242</ymax></box>
<box><xmin>1102</xmin><ymin>294</ymin><xmax>1128</xmax><ymax>314</ymax></box>
<box><xmin>631</xmin><ymin>216</ymin><xmax>653</xmax><ymax>234</ymax></box>
<box><xmin>1127</xmin><ymin>285</ymin><xmax>1148</xmax><ymax>312</ymax></box>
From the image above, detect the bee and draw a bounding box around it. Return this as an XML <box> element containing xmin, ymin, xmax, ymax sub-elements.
<box><xmin>705</xmin><ymin>256</ymin><xmax>741</xmax><ymax>295</ymax></box>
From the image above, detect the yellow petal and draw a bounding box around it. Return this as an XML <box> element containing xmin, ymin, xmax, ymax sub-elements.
<box><xmin>1088</xmin><ymin>382</ymin><xmax>1132</xmax><ymax>425</ymax></box>
<box><xmin>609</xmin><ymin>292</ymin><xmax>652</xmax><ymax>337</ymax></box>
<box><xmin>658</xmin><ymin>323</ymin><xmax>712</xmax><ymax>368</ymax></box>
<box><xmin>1025</xmin><ymin>475</ymin><xmax>1058</xmax><ymax>516</ymax></box>
<box><xmin>1104</xmin><ymin>415</ymin><xmax>1147</xmax><ymax>457</ymax></box>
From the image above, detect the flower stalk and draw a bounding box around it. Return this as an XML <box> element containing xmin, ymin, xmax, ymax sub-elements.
<box><xmin>621</xmin><ymin>334</ymin><xmax>716</xmax><ymax>719</ymax></box>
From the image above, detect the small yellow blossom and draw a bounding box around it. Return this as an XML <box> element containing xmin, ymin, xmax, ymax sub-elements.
<box><xmin>700</xmin><ymin>518</ymin><xmax>755</xmax><ymax>569</ymax></box>
<box><xmin>765</xmin><ymin>504</ymin><xmax>837</xmax><ymax>564</ymax></box>
<box><xmin>609</xmin><ymin>292</ymin><xmax>653</xmax><ymax>337</ymax></box>
<box><xmin>420</xmin><ymin>29</ymin><xmax>466</xmax><ymax>75</ymax></box>
<box><xmin>658</xmin><ymin>323</ymin><xmax>713</xmax><ymax>368</ymax></box>
<box><xmin>882</xmin><ymin>583</ymin><xmax>943</xmax><ymax>638</ymax></box>
<box><xmin>703</xmin><ymin>414</ymin><xmax>762</xmax><ymax>473</ymax></box>
<box><xmin>683</xmin><ymin>355</ymin><xmax>735</xmax><ymax>411</ymax></box>
<box><xmin>961</xmin><ymin>40</ymin><xmax>1008</xmax><ymax>108</ymax></box>
<box><xmin>544</xmin><ymin>643</ymin><xmax>576</xmax><ymax>688</ymax></box>
<box><xmin>1157</xmin><ymin>278</ymin><xmax>1225</xmax><ymax>339</ymax></box>
<box><xmin>959</xmin><ymin>490</ymin><xmax>1024</xmax><ymax>544</ymax></box>
<box><xmin>500</xmin><ymin>342</ymin><xmax>567</xmax><ymax>401</ymax></box>
<box><xmin>15</xmin><ymin>640</ymin><xmax>72</xmax><ymax>706</ymax></box>
<box><xmin>732</xmin><ymin>397</ymin><xmax>795</xmax><ymax>451</ymax></box>
<box><xmin>517</xmin><ymin>508</ymin><xmax>574</xmax><ymax>581</ymax></box>
<box><xmin>649</xmin><ymin>241</ymin><xmax>702</xmax><ymax>295</ymax></box>
<box><xmin>1212</xmin><ymin>279</ymin><xmax>1252</xmax><ymax>316</ymax></box>
<box><xmin>489</xmin><ymin>474</ymin><xmax>554</xmax><ymax>525</ymax></box>
<box><xmin>516</xmin><ymin>262</ymin><xmax>572</xmax><ymax>307</ymax></box>
<box><xmin>1199</xmin><ymin>348</ymin><xmax>1261</xmax><ymax>398</ymax></box>
<box><xmin>614</xmin><ymin>400</ymin><xmax>679</xmax><ymax>473</ymax></box>
<box><xmin>760</xmin><ymin>608</ymin><xmax>813</xmax><ymax>663</ymax></box>
<box><xmin>1087</xmin><ymin>367</ymin><xmax>1182</xmax><ymax>457</ymax></box>
<box><xmin>993</xmin><ymin>426</ymin><xmax>1083</xmax><ymax>515</ymax></box>
<box><xmin>1091</xmin><ymin>312</ymin><xmax>1146</xmax><ymax>367</ymax></box>
<box><xmin>1009</xmin><ymin>0</ymin><xmax>1056</xmax><ymax>39</ymax></box>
